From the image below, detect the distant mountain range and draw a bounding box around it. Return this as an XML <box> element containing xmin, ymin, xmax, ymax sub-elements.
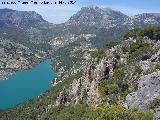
<box><xmin>0</xmin><ymin>6</ymin><xmax>160</xmax><ymax>29</ymax></box>
<box><xmin>0</xmin><ymin>13</ymin><xmax>160</xmax><ymax>120</ymax></box>
<box><xmin>0</xmin><ymin>8</ymin><xmax>49</xmax><ymax>28</ymax></box>
<box><xmin>0</xmin><ymin>6</ymin><xmax>160</xmax><ymax>120</ymax></box>
<box><xmin>0</xmin><ymin>6</ymin><xmax>160</xmax><ymax>76</ymax></box>
<box><xmin>66</xmin><ymin>6</ymin><xmax>160</xmax><ymax>29</ymax></box>
<box><xmin>66</xmin><ymin>6</ymin><xmax>129</xmax><ymax>28</ymax></box>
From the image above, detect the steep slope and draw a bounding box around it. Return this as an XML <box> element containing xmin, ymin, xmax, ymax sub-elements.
<box><xmin>66</xmin><ymin>6</ymin><xmax>160</xmax><ymax>30</ymax></box>
<box><xmin>0</xmin><ymin>26</ymin><xmax>159</xmax><ymax>120</ymax></box>
<box><xmin>0</xmin><ymin>9</ymin><xmax>53</xmax><ymax>80</ymax></box>
<box><xmin>0</xmin><ymin>8</ymin><xmax>54</xmax><ymax>49</ymax></box>
<box><xmin>56</xmin><ymin>34</ymin><xmax>160</xmax><ymax>107</ymax></box>
<box><xmin>0</xmin><ymin>7</ymin><xmax>160</xmax><ymax>74</ymax></box>
<box><xmin>0</xmin><ymin>6</ymin><xmax>160</xmax><ymax>119</ymax></box>
<box><xmin>132</xmin><ymin>13</ymin><xmax>160</xmax><ymax>26</ymax></box>
<box><xmin>66</xmin><ymin>6</ymin><xmax>129</xmax><ymax>29</ymax></box>
<box><xmin>0</xmin><ymin>8</ymin><xmax>48</xmax><ymax>28</ymax></box>
<box><xmin>54</xmin><ymin>26</ymin><xmax>160</xmax><ymax>119</ymax></box>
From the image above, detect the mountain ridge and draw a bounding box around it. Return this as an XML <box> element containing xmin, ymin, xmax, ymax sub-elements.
<box><xmin>65</xmin><ymin>6</ymin><xmax>160</xmax><ymax>29</ymax></box>
<box><xmin>65</xmin><ymin>6</ymin><xmax>129</xmax><ymax>28</ymax></box>
<box><xmin>1</xmin><ymin>6</ymin><xmax>160</xmax><ymax>28</ymax></box>
<box><xmin>0</xmin><ymin>8</ymin><xmax>48</xmax><ymax>28</ymax></box>
<box><xmin>0</xmin><ymin>5</ymin><xmax>160</xmax><ymax>120</ymax></box>
<box><xmin>0</xmin><ymin>6</ymin><xmax>160</xmax><ymax>80</ymax></box>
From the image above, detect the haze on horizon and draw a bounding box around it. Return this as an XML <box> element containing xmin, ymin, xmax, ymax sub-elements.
<box><xmin>0</xmin><ymin>0</ymin><xmax>160</xmax><ymax>24</ymax></box>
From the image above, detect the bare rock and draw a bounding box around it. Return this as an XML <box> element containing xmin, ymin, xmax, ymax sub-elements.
<box><xmin>126</xmin><ymin>71</ymin><xmax>160</xmax><ymax>111</ymax></box>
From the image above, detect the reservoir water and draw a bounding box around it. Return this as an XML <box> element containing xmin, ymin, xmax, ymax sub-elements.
<box><xmin>0</xmin><ymin>59</ymin><xmax>55</xmax><ymax>109</ymax></box>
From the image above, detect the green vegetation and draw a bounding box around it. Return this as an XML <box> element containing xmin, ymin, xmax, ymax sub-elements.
<box><xmin>100</xmin><ymin>80</ymin><xmax>119</xmax><ymax>104</ymax></box>
<box><xmin>106</xmin><ymin>40</ymin><xmax>119</xmax><ymax>49</ymax></box>
<box><xmin>0</xmin><ymin>103</ymin><xmax>155</xmax><ymax>120</ymax></box>
<box><xmin>52</xmin><ymin>25</ymin><xmax>125</xmax><ymax>73</ymax></box>
<box><xmin>124</xmin><ymin>26</ymin><xmax>160</xmax><ymax>41</ymax></box>
<box><xmin>149</xmin><ymin>99</ymin><xmax>160</xmax><ymax>110</ymax></box>
<box><xmin>41</xmin><ymin>104</ymin><xmax>155</xmax><ymax>120</ymax></box>
<box><xmin>128</xmin><ymin>39</ymin><xmax>155</xmax><ymax>63</ymax></box>
<box><xmin>90</xmin><ymin>39</ymin><xmax>120</xmax><ymax>59</ymax></box>
<box><xmin>41</xmin><ymin>104</ymin><xmax>91</xmax><ymax>120</ymax></box>
<box><xmin>124</xmin><ymin>26</ymin><xmax>160</xmax><ymax>62</ymax></box>
<box><xmin>155</xmin><ymin>64</ymin><xmax>160</xmax><ymax>70</ymax></box>
<box><xmin>90</xmin><ymin>104</ymin><xmax>155</xmax><ymax>120</ymax></box>
<box><xmin>0</xmin><ymin>26</ymin><xmax>159</xmax><ymax>120</ymax></box>
<box><xmin>134</xmin><ymin>65</ymin><xmax>142</xmax><ymax>75</ymax></box>
<box><xmin>113</xmin><ymin>64</ymin><xmax>129</xmax><ymax>94</ymax></box>
<box><xmin>124</xmin><ymin>28</ymin><xmax>140</xmax><ymax>39</ymax></box>
<box><xmin>99</xmin><ymin>63</ymin><xmax>141</xmax><ymax>103</ymax></box>
<box><xmin>99</xmin><ymin>62</ymin><xmax>143</xmax><ymax>103</ymax></box>
<box><xmin>90</xmin><ymin>49</ymin><xmax>106</xmax><ymax>59</ymax></box>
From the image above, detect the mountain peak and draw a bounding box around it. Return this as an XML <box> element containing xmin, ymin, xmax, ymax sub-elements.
<box><xmin>66</xmin><ymin>6</ymin><xmax>129</xmax><ymax>28</ymax></box>
<box><xmin>0</xmin><ymin>8</ymin><xmax>16</xmax><ymax>12</ymax></box>
<box><xmin>81</xmin><ymin>6</ymin><xmax>115</xmax><ymax>13</ymax></box>
<box><xmin>88</xmin><ymin>5</ymin><xmax>99</xmax><ymax>9</ymax></box>
<box><xmin>0</xmin><ymin>8</ymin><xmax>47</xmax><ymax>27</ymax></box>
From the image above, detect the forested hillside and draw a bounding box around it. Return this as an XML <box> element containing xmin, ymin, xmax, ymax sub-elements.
<box><xmin>0</xmin><ymin>26</ymin><xmax>159</xmax><ymax>120</ymax></box>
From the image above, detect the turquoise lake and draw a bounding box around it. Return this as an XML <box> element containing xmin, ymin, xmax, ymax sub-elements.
<box><xmin>0</xmin><ymin>59</ymin><xmax>55</xmax><ymax>109</ymax></box>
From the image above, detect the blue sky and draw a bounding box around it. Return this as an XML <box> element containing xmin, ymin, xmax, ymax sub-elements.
<box><xmin>0</xmin><ymin>0</ymin><xmax>160</xmax><ymax>23</ymax></box>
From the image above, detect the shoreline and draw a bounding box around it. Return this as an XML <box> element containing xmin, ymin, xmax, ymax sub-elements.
<box><xmin>0</xmin><ymin>59</ymin><xmax>45</xmax><ymax>81</ymax></box>
<box><xmin>0</xmin><ymin>58</ymin><xmax>54</xmax><ymax>81</ymax></box>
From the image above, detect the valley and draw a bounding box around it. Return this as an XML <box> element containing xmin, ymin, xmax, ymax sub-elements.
<box><xmin>0</xmin><ymin>6</ymin><xmax>160</xmax><ymax>120</ymax></box>
<box><xmin>1</xmin><ymin>6</ymin><xmax>160</xmax><ymax>80</ymax></box>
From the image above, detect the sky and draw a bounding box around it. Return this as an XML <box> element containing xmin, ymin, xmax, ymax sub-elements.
<box><xmin>0</xmin><ymin>0</ymin><xmax>160</xmax><ymax>23</ymax></box>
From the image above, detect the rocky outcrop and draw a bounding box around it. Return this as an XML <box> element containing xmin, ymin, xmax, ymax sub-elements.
<box><xmin>56</xmin><ymin>56</ymin><xmax>119</xmax><ymax>106</ymax></box>
<box><xmin>156</xmin><ymin>108</ymin><xmax>160</xmax><ymax>120</ymax></box>
<box><xmin>151</xmin><ymin>49</ymin><xmax>160</xmax><ymax>62</ymax></box>
<box><xmin>55</xmin><ymin>37</ymin><xmax>160</xmax><ymax>118</ymax></box>
<box><xmin>126</xmin><ymin>71</ymin><xmax>160</xmax><ymax>111</ymax></box>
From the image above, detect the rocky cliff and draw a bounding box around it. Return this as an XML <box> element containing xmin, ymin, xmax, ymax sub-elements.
<box><xmin>55</xmin><ymin>28</ymin><xmax>160</xmax><ymax>118</ymax></box>
<box><xmin>126</xmin><ymin>71</ymin><xmax>160</xmax><ymax>111</ymax></box>
<box><xmin>56</xmin><ymin>57</ymin><xmax>117</xmax><ymax>105</ymax></box>
<box><xmin>0</xmin><ymin>7</ymin><xmax>160</xmax><ymax>120</ymax></box>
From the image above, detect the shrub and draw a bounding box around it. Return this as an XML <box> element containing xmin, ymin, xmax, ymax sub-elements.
<box><xmin>155</xmin><ymin>64</ymin><xmax>160</xmax><ymax>70</ymax></box>
<box><xmin>135</xmin><ymin>65</ymin><xmax>142</xmax><ymax>75</ymax></box>
<box><xmin>99</xmin><ymin>80</ymin><xmax>119</xmax><ymax>104</ymax></box>
<box><xmin>106</xmin><ymin>40</ymin><xmax>119</xmax><ymax>49</ymax></box>
<box><xmin>90</xmin><ymin>49</ymin><xmax>105</xmax><ymax>59</ymax></box>
<box><xmin>128</xmin><ymin>42</ymin><xmax>153</xmax><ymax>63</ymax></box>
<box><xmin>149</xmin><ymin>99</ymin><xmax>160</xmax><ymax>110</ymax></box>
<box><xmin>123</xmin><ymin>26</ymin><xmax>160</xmax><ymax>41</ymax></box>
<box><xmin>89</xmin><ymin>104</ymin><xmax>155</xmax><ymax>120</ymax></box>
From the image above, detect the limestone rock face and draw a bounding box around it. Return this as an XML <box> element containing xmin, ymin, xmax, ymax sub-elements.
<box><xmin>151</xmin><ymin>49</ymin><xmax>160</xmax><ymax>62</ymax></box>
<box><xmin>126</xmin><ymin>71</ymin><xmax>160</xmax><ymax>111</ymax></box>
<box><xmin>156</xmin><ymin>108</ymin><xmax>160</xmax><ymax>120</ymax></box>
<box><xmin>56</xmin><ymin>57</ymin><xmax>119</xmax><ymax>106</ymax></box>
<box><xmin>56</xmin><ymin>37</ymin><xmax>160</xmax><ymax>117</ymax></box>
